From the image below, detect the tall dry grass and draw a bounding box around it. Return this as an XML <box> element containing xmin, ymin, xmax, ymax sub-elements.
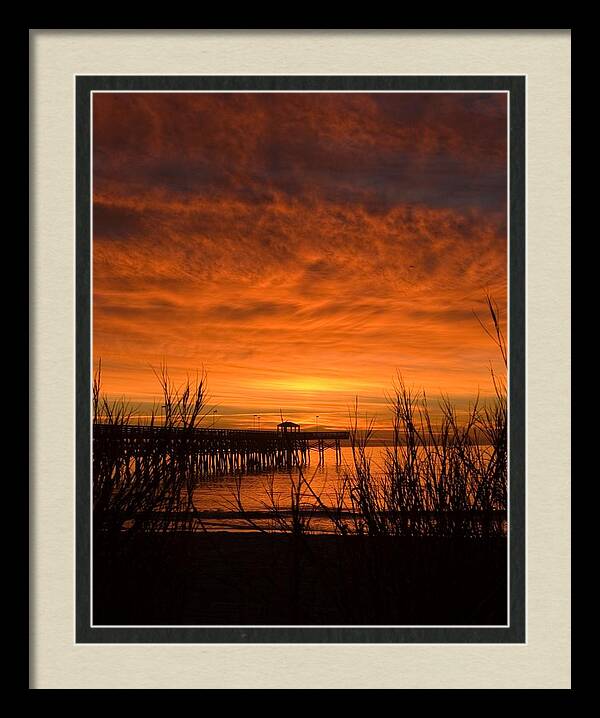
<box><xmin>93</xmin><ymin>362</ymin><xmax>209</xmax><ymax>536</ymax></box>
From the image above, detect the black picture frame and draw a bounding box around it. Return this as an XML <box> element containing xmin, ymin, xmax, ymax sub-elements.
<box><xmin>76</xmin><ymin>75</ymin><xmax>525</xmax><ymax>644</ymax></box>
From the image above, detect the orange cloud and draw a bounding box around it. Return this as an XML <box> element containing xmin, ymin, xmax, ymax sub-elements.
<box><xmin>93</xmin><ymin>92</ymin><xmax>507</xmax><ymax>429</ymax></box>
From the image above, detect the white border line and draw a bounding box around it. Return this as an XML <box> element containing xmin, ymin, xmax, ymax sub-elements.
<box><xmin>92</xmin><ymin>90</ymin><xmax>507</xmax><ymax>93</ymax></box>
<box><xmin>89</xmin><ymin>89</ymin><xmax>95</xmax><ymax>633</ymax></box>
<box><xmin>524</xmin><ymin>76</ymin><xmax>529</xmax><ymax>644</ymax></box>
<box><xmin>76</xmin><ymin>73</ymin><xmax>525</xmax><ymax>77</ymax></box>
<box><xmin>73</xmin><ymin>73</ymin><xmax>78</xmax><ymax>648</ymax></box>
<box><xmin>81</xmin><ymin>84</ymin><xmax>514</xmax><ymax>638</ymax></box>
<box><xmin>506</xmin><ymin>88</ymin><xmax>511</xmax><ymax>631</ymax></box>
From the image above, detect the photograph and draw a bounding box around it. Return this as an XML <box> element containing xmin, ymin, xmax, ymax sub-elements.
<box><xmin>90</xmin><ymin>89</ymin><xmax>510</xmax><ymax>628</ymax></box>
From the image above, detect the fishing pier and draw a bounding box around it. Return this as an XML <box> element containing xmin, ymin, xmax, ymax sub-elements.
<box><xmin>94</xmin><ymin>422</ymin><xmax>349</xmax><ymax>476</ymax></box>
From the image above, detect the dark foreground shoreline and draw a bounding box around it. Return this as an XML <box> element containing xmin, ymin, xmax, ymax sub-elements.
<box><xmin>94</xmin><ymin>532</ymin><xmax>507</xmax><ymax>626</ymax></box>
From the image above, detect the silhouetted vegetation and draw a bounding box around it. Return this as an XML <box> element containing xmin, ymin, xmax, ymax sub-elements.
<box><xmin>93</xmin><ymin>362</ymin><xmax>209</xmax><ymax>537</ymax></box>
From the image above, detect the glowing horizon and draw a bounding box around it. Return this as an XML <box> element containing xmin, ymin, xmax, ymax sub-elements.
<box><xmin>93</xmin><ymin>92</ymin><xmax>507</xmax><ymax>430</ymax></box>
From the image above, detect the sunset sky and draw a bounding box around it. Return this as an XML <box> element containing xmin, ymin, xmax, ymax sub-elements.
<box><xmin>93</xmin><ymin>92</ymin><xmax>507</xmax><ymax>430</ymax></box>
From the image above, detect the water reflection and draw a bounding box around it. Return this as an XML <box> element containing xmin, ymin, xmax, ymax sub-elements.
<box><xmin>192</xmin><ymin>446</ymin><xmax>380</xmax><ymax>532</ymax></box>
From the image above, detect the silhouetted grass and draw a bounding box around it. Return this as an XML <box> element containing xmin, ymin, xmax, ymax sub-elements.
<box><xmin>323</xmin><ymin>376</ymin><xmax>506</xmax><ymax>538</ymax></box>
<box><xmin>93</xmin><ymin>362</ymin><xmax>209</xmax><ymax>537</ymax></box>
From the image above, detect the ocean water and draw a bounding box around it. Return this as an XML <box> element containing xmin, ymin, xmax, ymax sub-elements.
<box><xmin>192</xmin><ymin>445</ymin><xmax>388</xmax><ymax>532</ymax></box>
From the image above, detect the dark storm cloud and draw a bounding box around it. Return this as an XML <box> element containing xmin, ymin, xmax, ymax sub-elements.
<box><xmin>93</xmin><ymin>92</ymin><xmax>507</xmax><ymax>225</ymax></box>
